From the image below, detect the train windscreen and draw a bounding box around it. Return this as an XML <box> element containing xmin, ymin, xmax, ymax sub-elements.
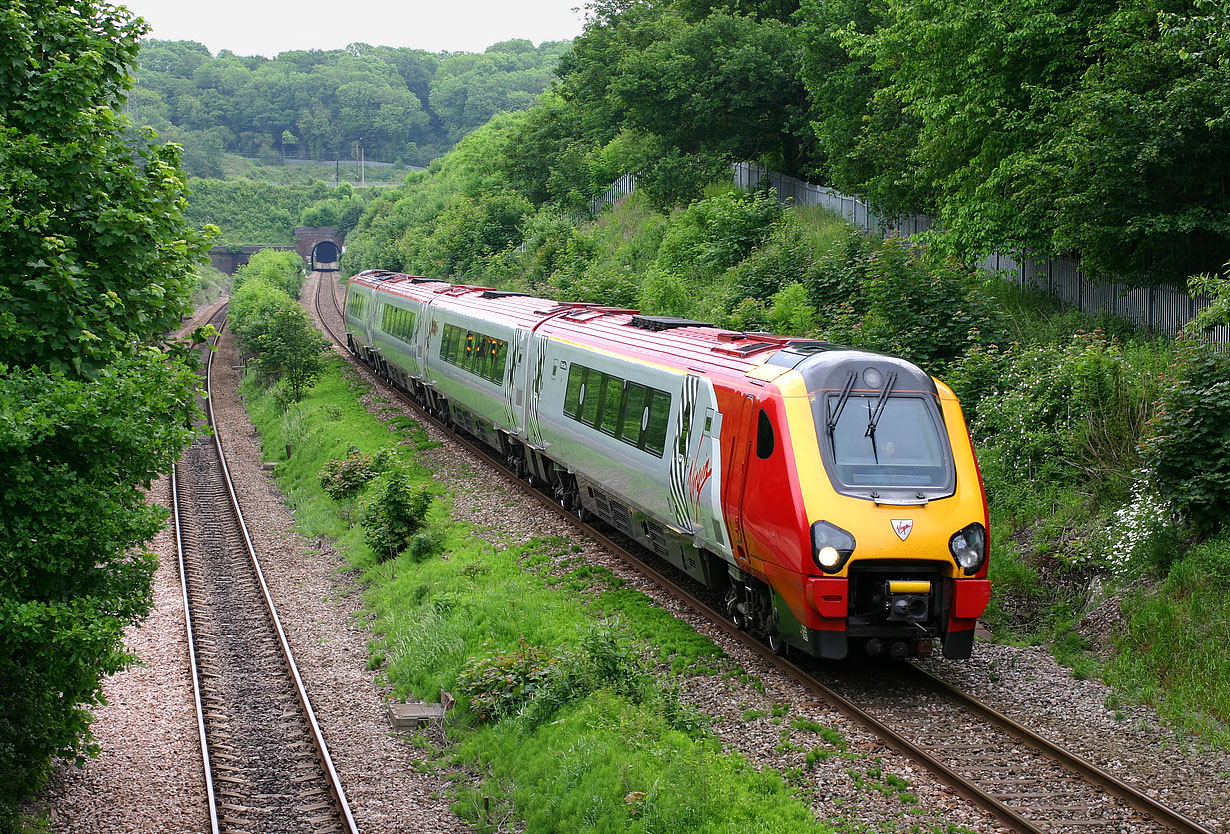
<box><xmin>817</xmin><ymin>395</ymin><xmax>951</xmax><ymax>489</ymax></box>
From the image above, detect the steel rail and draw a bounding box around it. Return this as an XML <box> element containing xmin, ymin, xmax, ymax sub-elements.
<box><xmin>311</xmin><ymin>272</ymin><xmax>1210</xmax><ymax>834</ymax></box>
<box><xmin>904</xmin><ymin>663</ymin><xmax>1215</xmax><ymax>834</ymax></box>
<box><xmin>173</xmin><ymin>300</ymin><xmax>228</xmax><ymax>834</ymax></box>
<box><xmin>181</xmin><ymin>299</ymin><xmax>360</xmax><ymax>834</ymax></box>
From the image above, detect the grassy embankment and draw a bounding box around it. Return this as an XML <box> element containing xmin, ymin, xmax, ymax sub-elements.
<box><xmin>239</xmin><ymin>354</ymin><xmax>943</xmax><ymax>833</ymax></box>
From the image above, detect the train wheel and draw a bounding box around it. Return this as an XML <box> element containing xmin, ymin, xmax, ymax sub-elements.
<box><xmin>766</xmin><ymin>631</ymin><xmax>787</xmax><ymax>656</ymax></box>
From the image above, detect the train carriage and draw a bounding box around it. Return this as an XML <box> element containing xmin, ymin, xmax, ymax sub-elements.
<box><xmin>344</xmin><ymin>270</ymin><xmax>991</xmax><ymax>661</ymax></box>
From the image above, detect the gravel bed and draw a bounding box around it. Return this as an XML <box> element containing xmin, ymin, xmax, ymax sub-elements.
<box><xmin>917</xmin><ymin>644</ymin><xmax>1230</xmax><ymax>830</ymax></box>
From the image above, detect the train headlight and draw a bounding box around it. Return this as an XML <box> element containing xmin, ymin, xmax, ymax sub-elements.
<box><xmin>812</xmin><ymin>521</ymin><xmax>856</xmax><ymax>574</ymax></box>
<box><xmin>949</xmin><ymin>522</ymin><xmax>987</xmax><ymax>575</ymax></box>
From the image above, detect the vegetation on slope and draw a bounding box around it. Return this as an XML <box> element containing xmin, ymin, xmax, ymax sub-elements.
<box><xmin>131</xmin><ymin>38</ymin><xmax>570</xmax><ymax>173</ymax></box>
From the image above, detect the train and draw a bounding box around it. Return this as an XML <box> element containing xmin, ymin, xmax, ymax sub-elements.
<box><xmin>343</xmin><ymin>270</ymin><xmax>991</xmax><ymax>660</ymax></box>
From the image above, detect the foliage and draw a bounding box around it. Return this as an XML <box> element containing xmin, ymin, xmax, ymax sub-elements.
<box><xmin>1140</xmin><ymin>341</ymin><xmax>1230</xmax><ymax>537</ymax></box>
<box><xmin>0</xmin><ymin>2</ymin><xmax>205</xmax><ymax>823</ymax></box>
<box><xmin>1187</xmin><ymin>261</ymin><xmax>1230</xmax><ymax>335</ymax></box>
<box><xmin>1104</xmin><ymin>531</ymin><xmax>1230</xmax><ymax>744</ymax></box>
<box><xmin>231</xmin><ymin>249</ymin><xmax>305</xmax><ymax>299</ymax></box>
<box><xmin>0</xmin><ymin>3</ymin><xmax>211</xmax><ymax>377</ymax></box>
<box><xmin>961</xmin><ymin>330</ymin><xmax>1167</xmax><ymax>497</ymax></box>
<box><xmin>318</xmin><ymin>445</ymin><xmax>385</xmax><ymax>500</ymax></box>
<box><xmin>0</xmin><ymin>355</ymin><xmax>198</xmax><ymax>826</ymax></box>
<box><xmin>132</xmin><ymin>38</ymin><xmax>568</xmax><ymax>167</ymax></box>
<box><xmin>185</xmin><ymin>179</ymin><xmax>336</xmax><ymax>246</ymax></box>
<box><xmin>456</xmin><ymin>639</ymin><xmax>560</xmax><ymax>722</ymax></box>
<box><xmin>229</xmin><ymin>273</ymin><xmax>328</xmax><ymax>403</ymax></box>
<box><xmin>360</xmin><ymin>468</ymin><xmax>435</xmax><ymax>562</ymax></box>
<box><xmin>813</xmin><ymin>237</ymin><xmax>1001</xmax><ymax>374</ymax></box>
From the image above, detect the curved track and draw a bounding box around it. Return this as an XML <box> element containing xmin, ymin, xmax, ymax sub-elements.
<box><xmin>313</xmin><ymin>272</ymin><xmax>1214</xmax><ymax>834</ymax></box>
<box><xmin>171</xmin><ymin>305</ymin><xmax>360</xmax><ymax>834</ymax></box>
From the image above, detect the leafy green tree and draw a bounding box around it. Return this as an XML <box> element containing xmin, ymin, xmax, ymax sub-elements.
<box><xmin>1</xmin><ymin>6</ymin><xmax>211</xmax><ymax>376</ymax></box>
<box><xmin>0</xmin><ymin>356</ymin><xmax>198</xmax><ymax>826</ymax></box>
<box><xmin>229</xmin><ymin>273</ymin><xmax>328</xmax><ymax>404</ymax></box>
<box><xmin>0</xmin><ymin>1</ymin><xmax>206</xmax><ymax>824</ymax></box>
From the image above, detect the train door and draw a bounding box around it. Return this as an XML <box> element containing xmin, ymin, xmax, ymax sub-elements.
<box><xmin>721</xmin><ymin>394</ymin><xmax>756</xmax><ymax>572</ymax></box>
<box><xmin>504</xmin><ymin>326</ymin><xmax>531</xmax><ymax>435</ymax></box>
<box><xmin>668</xmin><ymin>374</ymin><xmax>730</xmax><ymax>558</ymax></box>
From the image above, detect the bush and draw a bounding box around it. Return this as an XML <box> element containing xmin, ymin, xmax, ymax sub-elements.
<box><xmin>457</xmin><ymin>639</ymin><xmax>559</xmax><ymax>722</ymax></box>
<box><xmin>230</xmin><ymin>275</ymin><xmax>329</xmax><ymax>404</ymax></box>
<box><xmin>318</xmin><ymin>445</ymin><xmax>384</xmax><ymax>499</ymax></box>
<box><xmin>967</xmin><ymin>330</ymin><xmax>1165</xmax><ymax>495</ymax></box>
<box><xmin>360</xmin><ymin>468</ymin><xmax>435</xmax><ymax>562</ymax></box>
<box><xmin>818</xmin><ymin>238</ymin><xmax>1001</xmax><ymax>374</ymax></box>
<box><xmin>1141</xmin><ymin>341</ymin><xmax>1230</xmax><ymax>537</ymax></box>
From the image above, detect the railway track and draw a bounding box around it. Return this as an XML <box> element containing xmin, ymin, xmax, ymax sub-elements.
<box><xmin>311</xmin><ymin>272</ymin><xmax>1214</xmax><ymax>834</ymax></box>
<box><xmin>171</xmin><ymin>305</ymin><xmax>360</xmax><ymax>834</ymax></box>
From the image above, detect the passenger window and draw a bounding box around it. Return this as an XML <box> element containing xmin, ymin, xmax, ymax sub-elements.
<box><xmin>756</xmin><ymin>409</ymin><xmax>775</xmax><ymax>459</ymax></box>
<box><xmin>580</xmin><ymin>372</ymin><xmax>602</xmax><ymax>426</ymax></box>
<box><xmin>564</xmin><ymin>366</ymin><xmax>586</xmax><ymax>417</ymax></box>
<box><xmin>599</xmin><ymin>376</ymin><xmax>624</xmax><ymax>436</ymax></box>
<box><xmin>644</xmin><ymin>391</ymin><xmax>671</xmax><ymax>457</ymax></box>
<box><xmin>621</xmin><ymin>383</ymin><xmax>647</xmax><ymax>445</ymax></box>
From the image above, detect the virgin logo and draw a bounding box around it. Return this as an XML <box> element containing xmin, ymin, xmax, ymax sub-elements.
<box><xmin>891</xmin><ymin>519</ymin><xmax>913</xmax><ymax>541</ymax></box>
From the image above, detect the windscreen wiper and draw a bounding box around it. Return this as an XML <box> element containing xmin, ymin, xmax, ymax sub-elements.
<box><xmin>865</xmin><ymin>371</ymin><xmax>897</xmax><ymax>462</ymax></box>
<box><xmin>826</xmin><ymin>371</ymin><xmax>858</xmax><ymax>437</ymax></box>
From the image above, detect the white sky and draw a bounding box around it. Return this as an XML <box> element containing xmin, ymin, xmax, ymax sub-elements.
<box><xmin>120</xmin><ymin>0</ymin><xmax>588</xmax><ymax>57</ymax></box>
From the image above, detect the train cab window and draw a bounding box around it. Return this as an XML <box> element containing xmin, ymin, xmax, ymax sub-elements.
<box><xmin>756</xmin><ymin>409</ymin><xmax>775</xmax><ymax>459</ymax></box>
<box><xmin>621</xmin><ymin>383</ymin><xmax>649</xmax><ymax>445</ymax></box>
<box><xmin>644</xmin><ymin>391</ymin><xmax>671</xmax><ymax>457</ymax></box>
<box><xmin>599</xmin><ymin>376</ymin><xmax>624</xmax><ymax>436</ymax></box>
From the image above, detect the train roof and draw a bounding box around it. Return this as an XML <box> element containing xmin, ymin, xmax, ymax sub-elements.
<box><xmin>348</xmin><ymin>271</ymin><xmax>929</xmax><ymax>390</ymax></box>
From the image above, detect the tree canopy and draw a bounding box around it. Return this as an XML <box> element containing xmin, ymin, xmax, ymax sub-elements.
<box><xmin>131</xmin><ymin>38</ymin><xmax>570</xmax><ymax>171</ymax></box>
<box><xmin>342</xmin><ymin>0</ymin><xmax>1230</xmax><ymax>288</ymax></box>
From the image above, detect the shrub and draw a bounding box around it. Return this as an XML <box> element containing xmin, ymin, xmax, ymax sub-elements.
<box><xmin>1141</xmin><ymin>341</ymin><xmax>1230</xmax><ymax>537</ymax></box>
<box><xmin>819</xmin><ymin>238</ymin><xmax>1001</xmax><ymax>374</ymax></box>
<box><xmin>360</xmin><ymin>468</ymin><xmax>435</xmax><ymax>562</ymax></box>
<box><xmin>318</xmin><ymin>445</ymin><xmax>383</xmax><ymax>499</ymax></box>
<box><xmin>456</xmin><ymin>638</ymin><xmax>559</xmax><ymax>722</ymax></box>
<box><xmin>968</xmin><ymin>330</ymin><xmax>1164</xmax><ymax>494</ymax></box>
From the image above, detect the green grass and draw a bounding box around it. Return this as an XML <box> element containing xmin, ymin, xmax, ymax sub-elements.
<box><xmin>1103</xmin><ymin>533</ymin><xmax>1230</xmax><ymax>745</ymax></box>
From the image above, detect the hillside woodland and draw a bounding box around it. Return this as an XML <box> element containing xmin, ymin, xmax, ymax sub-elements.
<box><xmin>132</xmin><ymin>38</ymin><xmax>570</xmax><ymax>173</ymax></box>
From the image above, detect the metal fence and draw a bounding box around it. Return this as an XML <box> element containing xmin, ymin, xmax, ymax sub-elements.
<box><xmin>590</xmin><ymin>173</ymin><xmax>638</xmax><ymax>216</ymax></box>
<box><xmin>732</xmin><ymin>162</ymin><xmax>1227</xmax><ymax>342</ymax></box>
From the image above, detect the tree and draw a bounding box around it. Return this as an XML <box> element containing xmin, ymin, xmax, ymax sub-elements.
<box><xmin>1</xmin><ymin>5</ymin><xmax>212</xmax><ymax>377</ymax></box>
<box><xmin>0</xmin><ymin>2</ymin><xmax>207</xmax><ymax>825</ymax></box>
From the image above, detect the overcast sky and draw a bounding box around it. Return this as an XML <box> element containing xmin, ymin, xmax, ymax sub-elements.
<box><xmin>121</xmin><ymin>0</ymin><xmax>588</xmax><ymax>57</ymax></box>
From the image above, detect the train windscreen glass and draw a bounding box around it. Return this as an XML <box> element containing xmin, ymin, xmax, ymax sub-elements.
<box><xmin>819</xmin><ymin>395</ymin><xmax>950</xmax><ymax>488</ymax></box>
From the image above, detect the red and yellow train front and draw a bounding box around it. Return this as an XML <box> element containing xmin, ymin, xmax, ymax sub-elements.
<box><xmin>736</xmin><ymin>350</ymin><xmax>990</xmax><ymax>660</ymax></box>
